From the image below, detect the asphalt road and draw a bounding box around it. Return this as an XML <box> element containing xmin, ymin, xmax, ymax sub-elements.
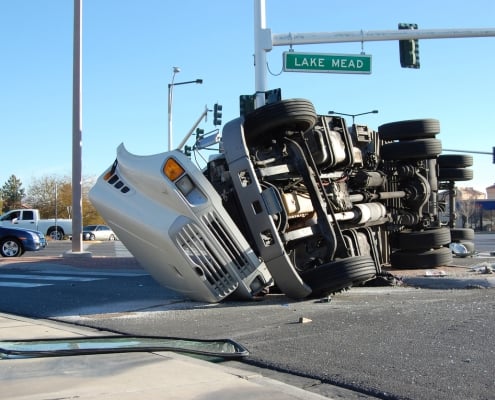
<box><xmin>1</xmin><ymin>237</ymin><xmax>495</xmax><ymax>400</ymax></box>
<box><xmin>60</xmin><ymin>287</ymin><xmax>495</xmax><ymax>400</ymax></box>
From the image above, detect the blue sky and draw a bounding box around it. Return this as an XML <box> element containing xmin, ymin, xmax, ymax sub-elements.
<box><xmin>1</xmin><ymin>0</ymin><xmax>494</xmax><ymax>194</ymax></box>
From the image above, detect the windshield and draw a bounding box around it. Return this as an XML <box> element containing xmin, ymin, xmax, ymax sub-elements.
<box><xmin>0</xmin><ymin>335</ymin><xmax>249</xmax><ymax>360</ymax></box>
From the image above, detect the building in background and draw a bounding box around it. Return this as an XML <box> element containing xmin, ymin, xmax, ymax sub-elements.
<box><xmin>486</xmin><ymin>183</ymin><xmax>495</xmax><ymax>200</ymax></box>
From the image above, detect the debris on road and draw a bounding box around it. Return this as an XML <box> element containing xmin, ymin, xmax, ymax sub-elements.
<box><xmin>469</xmin><ymin>263</ymin><xmax>494</xmax><ymax>274</ymax></box>
<box><xmin>424</xmin><ymin>269</ymin><xmax>447</xmax><ymax>277</ymax></box>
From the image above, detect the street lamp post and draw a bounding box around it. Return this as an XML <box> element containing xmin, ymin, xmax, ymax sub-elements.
<box><xmin>167</xmin><ymin>67</ymin><xmax>180</xmax><ymax>151</ymax></box>
<box><xmin>167</xmin><ymin>67</ymin><xmax>203</xmax><ymax>150</ymax></box>
<box><xmin>328</xmin><ymin>109</ymin><xmax>379</xmax><ymax>124</ymax></box>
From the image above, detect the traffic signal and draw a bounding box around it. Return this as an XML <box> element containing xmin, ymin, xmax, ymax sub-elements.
<box><xmin>493</xmin><ymin>147</ymin><xmax>495</xmax><ymax>164</ymax></box>
<box><xmin>195</xmin><ymin>128</ymin><xmax>205</xmax><ymax>140</ymax></box>
<box><xmin>239</xmin><ymin>89</ymin><xmax>281</xmax><ymax>117</ymax></box>
<box><xmin>213</xmin><ymin>103</ymin><xmax>222</xmax><ymax>126</ymax></box>
<box><xmin>398</xmin><ymin>23</ymin><xmax>420</xmax><ymax>69</ymax></box>
<box><xmin>184</xmin><ymin>145</ymin><xmax>192</xmax><ymax>157</ymax></box>
<box><xmin>239</xmin><ymin>95</ymin><xmax>256</xmax><ymax>118</ymax></box>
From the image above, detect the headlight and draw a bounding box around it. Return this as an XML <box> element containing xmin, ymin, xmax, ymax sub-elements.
<box><xmin>32</xmin><ymin>234</ymin><xmax>40</xmax><ymax>245</ymax></box>
<box><xmin>37</xmin><ymin>233</ymin><xmax>47</xmax><ymax>247</ymax></box>
<box><xmin>162</xmin><ymin>157</ymin><xmax>207</xmax><ymax>205</ymax></box>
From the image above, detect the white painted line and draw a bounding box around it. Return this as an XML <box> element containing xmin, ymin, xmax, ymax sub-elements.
<box><xmin>0</xmin><ymin>282</ymin><xmax>52</xmax><ymax>288</ymax></box>
<box><xmin>31</xmin><ymin>270</ymin><xmax>149</xmax><ymax>278</ymax></box>
<box><xmin>1</xmin><ymin>274</ymin><xmax>105</xmax><ymax>282</ymax></box>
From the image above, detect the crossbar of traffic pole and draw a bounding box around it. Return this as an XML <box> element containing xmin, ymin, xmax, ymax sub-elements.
<box><xmin>443</xmin><ymin>149</ymin><xmax>492</xmax><ymax>155</ymax></box>
<box><xmin>270</xmin><ymin>28</ymin><xmax>495</xmax><ymax>47</ymax></box>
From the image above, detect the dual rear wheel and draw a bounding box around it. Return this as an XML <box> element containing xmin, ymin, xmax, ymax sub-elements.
<box><xmin>390</xmin><ymin>228</ymin><xmax>453</xmax><ymax>269</ymax></box>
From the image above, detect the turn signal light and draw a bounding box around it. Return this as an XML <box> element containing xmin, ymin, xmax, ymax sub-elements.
<box><xmin>104</xmin><ymin>160</ymin><xmax>118</xmax><ymax>181</ymax></box>
<box><xmin>163</xmin><ymin>158</ymin><xmax>185</xmax><ymax>181</ymax></box>
<box><xmin>103</xmin><ymin>170</ymin><xmax>114</xmax><ymax>181</ymax></box>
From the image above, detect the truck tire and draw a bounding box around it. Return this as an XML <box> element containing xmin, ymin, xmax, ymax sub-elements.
<box><xmin>48</xmin><ymin>227</ymin><xmax>64</xmax><ymax>241</ymax></box>
<box><xmin>380</xmin><ymin>138</ymin><xmax>442</xmax><ymax>161</ymax></box>
<box><xmin>243</xmin><ymin>98</ymin><xmax>317</xmax><ymax>145</ymax></box>
<box><xmin>390</xmin><ymin>247</ymin><xmax>452</xmax><ymax>269</ymax></box>
<box><xmin>397</xmin><ymin>228</ymin><xmax>451</xmax><ymax>250</ymax></box>
<box><xmin>437</xmin><ymin>154</ymin><xmax>473</xmax><ymax>168</ymax></box>
<box><xmin>0</xmin><ymin>238</ymin><xmax>23</xmax><ymax>257</ymax></box>
<box><xmin>458</xmin><ymin>241</ymin><xmax>475</xmax><ymax>254</ymax></box>
<box><xmin>438</xmin><ymin>168</ymin><xmax>473</xmax><ymax>182</ymax></box>
<box><xmin>301</xmin><ymin>256</ymin><xmax>377</xmax><ymax>297</ymax></box>
<box><xmin>450</xmin><ymin>228</ymin><xmax>475</xmax><ymax>241</ymax></box>
<box><xmin>378</xmin><ymin>119</ymin><xmax>440</xmax><ymax>141</ymax></box>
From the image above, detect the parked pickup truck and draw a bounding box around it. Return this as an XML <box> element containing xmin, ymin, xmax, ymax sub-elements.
<box><xmin>0</xmin><ymin>209</ymin><xmax>72</xmax><ymax>240</ymax></box>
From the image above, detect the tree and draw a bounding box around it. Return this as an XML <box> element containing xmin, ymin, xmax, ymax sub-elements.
<box><xmin>81</xmin><ymin>177</ymin><xmax>104</xmax><ymax>224</ymax></box>
<box><xmin>1</xmin><ymin>175</ymin><xmax>25</xmax><ymax>212</ymax></box>
<box><xmin>24</xmin><ymin>176</ymin><xmax>60</xmax><ymax>218</ymax></box>
<box><xmin>25</xmin><ymin>175</ymin><xmax>105</xmax><ymax>225</ymax></box>
<box><xmin>457</xmin><ymin>191</ymin><xmax>477</xmax><ymax>228</ymax></box>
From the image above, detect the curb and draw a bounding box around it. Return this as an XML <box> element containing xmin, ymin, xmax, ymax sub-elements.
<box><xmin>401</xmin><ymin>276</ymin><xmax>495</xmax><ymax>289</ymax></box>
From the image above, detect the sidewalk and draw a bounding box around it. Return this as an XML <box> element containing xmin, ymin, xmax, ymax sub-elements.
<box><xmin>0</xmin><ymin>312</ymin><xmax>330</xmax><ymax>400</ymax></box>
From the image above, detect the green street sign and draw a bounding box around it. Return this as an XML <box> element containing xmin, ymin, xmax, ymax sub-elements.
<box><xmin>283</xmin><ymin>52</ymin><xmax>372</xmax><ymax>74</ymax></box>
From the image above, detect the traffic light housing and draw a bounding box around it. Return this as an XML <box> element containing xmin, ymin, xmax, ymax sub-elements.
<box><xmin>398</xmin><ymin>23</ymin><xmax>420</xmax><ymax>69</ymax></box>
<box><xmin>239</xmin><ymin>89</ymin><xmax>282</xmax><ymax>117</ymax></box>
<box><xmin>493</xmin><ymin>147</ymin><xmax>495</xmax><ymax>164</ymax></box>
<box><xmin>195</xmin><ymin>128</ymin><xmax>205</xmax><ymax>140</ymax></box>
<box><xmin>213</xmin><ymin>103</ymin><xmax>222</xmax><ymax>126</ymax></box>
<box><xmin>239</xmin><ymin>95</ymin><xmax>256</xmax><ymax>118</ymax></box>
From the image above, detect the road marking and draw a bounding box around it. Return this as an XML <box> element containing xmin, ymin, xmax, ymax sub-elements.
<box><xmin>31</xmin><ymin>270</ymin><xmax>149</xmax><ymax>277</ymax></box>
<box><xmin>0</xmin><ymin>270</ymin><xmax>149</xmax><ymax>289</ymax></box>
<box><xmin>1</xmin><ymin>274</ymin><xmax>105</xmax><ymax>282</ymax></box>
<box><xmin>0</xmin><ymin>282</ymin><xmax>52</xmax><ymax>288</ymax></box>
<box><xmin>0</xmin><ymin>272</ymin><xmax>110</xmax><ymax>288</ymax></box>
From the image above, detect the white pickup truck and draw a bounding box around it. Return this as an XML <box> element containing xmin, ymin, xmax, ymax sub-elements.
<box><xmin>0</xmin><ymin>209</ymin><xmax>72</xmax><ymax>240</ymax></box>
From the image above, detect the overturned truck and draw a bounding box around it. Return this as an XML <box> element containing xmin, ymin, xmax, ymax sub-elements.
<box><xmin>90</xmin><ymin>98</ymin><xmax>472</xmax><ymax>302</ymax></box>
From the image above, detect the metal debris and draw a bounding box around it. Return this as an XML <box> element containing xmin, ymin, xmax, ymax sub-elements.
<box><xmin>469</xmin><ymin>263</ymin><xmax>494</xmax><ymax>274</ymax></box>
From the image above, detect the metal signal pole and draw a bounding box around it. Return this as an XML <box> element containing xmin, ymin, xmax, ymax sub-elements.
<box><xmin>70</xmin><ymin>0</ymin><xmax>84</xmax><ymax>254</ymax></box>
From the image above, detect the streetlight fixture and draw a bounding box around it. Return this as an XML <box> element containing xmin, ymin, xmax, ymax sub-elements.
<box><xmin>328</xmin><ymin>109</ymin><xmax>379</xmax><ymax>124</ymax></box>
<box><xmin>167</xmin><ymin>67</ymin><xmax>203</xmax><ymax>150</ymax></box>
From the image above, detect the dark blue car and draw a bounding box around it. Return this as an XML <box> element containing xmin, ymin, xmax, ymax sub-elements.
<box><xmin>0</xmin><ymin>226</ymin><xmax>46</xmax><ymax>257</ymax></box>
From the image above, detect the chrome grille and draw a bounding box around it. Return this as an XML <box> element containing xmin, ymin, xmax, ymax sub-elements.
<box><xmin>176</xmin><ymin>222</ymin><xmax>238</xmax><ymax>297</ymax></box>
<box><xmin>200</xmin><ymin>211</ymin><xmax>251</xmax><ymax>277</ymax></box>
